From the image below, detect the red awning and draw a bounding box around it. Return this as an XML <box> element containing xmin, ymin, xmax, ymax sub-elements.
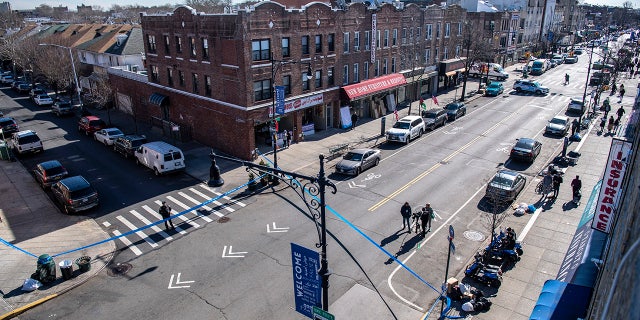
<box><xmin>343</xmin><ymin>73</ymin><xmax>407</xmax><ymax>100</ymax></box>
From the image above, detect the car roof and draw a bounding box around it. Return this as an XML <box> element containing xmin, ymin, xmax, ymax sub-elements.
<box><xmin>122</xmin><ymin>134</ymin><xmax>146</xmax><ymax>140</ymax></box>
<box><xmin>350</xmin><ymin>148</ymin><xmax>376</xmax><ymax>154</ymax></box>
<box><xmin>400</xmin><ymin>115</ymin><xmax>421</xmax><ymax>121</ymax></box>
<box><xmin>495</xmin><ymin>169</ymin><xmax>520</xmax><ymax>179</ymax></box>
<box><xmin>424</xmin><ymin>108</ymin><xmax>442</xmax><ymax>113</ymax></box>
<box><xmin>83</xmin><ymin>115</ymin><xmax>101</xmax><ymax>121</ymax></box>
<box><xmin>15</xmin><ymin>130</ymin><xmax>36</xmax><ymax>137</ymax></box>
<box><xmin>59</xmin><ymin>175</ymin><xmax>91</xmax><ymax>189</ymax></box>
<box><xmin>104</xmin><ymin>127</ymin><xmax>122</xmax><ymax>132</ymax></box>
<box><xmin>552</xmin><ymin>115</ymin><xmax>569</xmax><ymax>121</ymax></box>
<box><xmin>517</xmin><ymin>137</ymin><xmax>536</xmax><ymax>144</ymax></box>
<box><xmin>38</xmin><ymin>160</ymin><xmax>63</xmax><ymax>170</ymax></box>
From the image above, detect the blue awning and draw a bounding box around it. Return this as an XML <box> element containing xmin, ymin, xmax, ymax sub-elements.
<box><xmin>149</xmin><ymin>93</ymin><xmax>168</xmax><ymax>106</ymax></box>
<box><xmin>530</xmin><ymin>280</ymin><xmax>592</xmax><ymax>320</ymax></box>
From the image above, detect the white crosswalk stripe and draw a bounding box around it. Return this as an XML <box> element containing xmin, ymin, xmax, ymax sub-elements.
<box><xmin>111</xmin><ymin>230</ymin><xmax>143</xmax><ymax>256</ymax></box>
<box><xmin>130</xmin><ymin>209</ymin><xmax>174</xmax><ymax>241</ymax></box>
<box><xmin>141</xmin><ymin>205</ymin><xmax>188</xmax><ymax>234</ymax></box>
<box><xmin>190</xmin><ymin>187</ymin><xmax>234</xmax><ymax>213</ymax></box>
<box><xmin>201</xmin><ymin>185</ymin><xmax>246</xmax><ymax>207</ymax></box>
<box><xmin>154</xmin><ymin>199</ymin><xmax>201</xmax><ymax>229</ymax></box>
<box><xmin>116</xmin><ymin>215</ymin><xmax>158</xmax><ymax>247</ymax></box>
<box><xmin>177</xmin><ymin>191</ymin><xmax>218</xmax><ymax>220</ymax></box>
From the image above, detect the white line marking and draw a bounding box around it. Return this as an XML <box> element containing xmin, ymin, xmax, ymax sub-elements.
<box><xmin>112</xmin><ymin>230</ymin><xmax>143</xmax><ymax>256</ymax></box>
<box><xmin>518</xmin><ymin>208</ymin><xmax>542</xmax><ymax>242</ymax></box>
<box><xmin>142</xmin><ymin>205</ymin><xmax>187</xmax><ymax>235</ymax></box>
<box><xmin>190</xmin><ymin>187</ymin><xmax>234</xmax><ymax>213</ymax></box>
<box><xmin>200</xmin><ymin>184</ymin><xmax>247</xmax><ymax>207</ymax></box>
<box><xmin>130</xmin><ymin>209</ymin><xmax>173</xmax><ymax>241</ymax></box>
<box><xmin>178</xmin><ymin>192</ymin><xmax>217</xmax><ymax>221</ymax></box>
<box><xmin>157</xmin><ymin>198</ymin><xmax>201</xmax><ymax>228</ymax></box>
<box><xmin>102</xmin><ymin>221</ymin><xmax>111</xmax><ymax>227</ymax></box>
<box><xmin>116</xmin><ymin>215</ymin><xmax>158</xmax><ymax>247</ymax></box>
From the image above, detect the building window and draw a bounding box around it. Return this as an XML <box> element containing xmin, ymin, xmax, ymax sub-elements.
<box><xmin>455</xmin><ymin>45</ymin><xmax>461</xmax><ymax>57</ymax></box>
<box><xmin>426</xmin><ymin>24</ymin><xmax>432</xmax><ymax>40</ymax></box>
<box><xmin>409</xmin><ymin>27</ymin><xmax>413</xmax><ymax>42</ymax></box>
<box><xmin>364</xmin><ymin>61</ymin><xmax>369</xmax><ymax>80</ymax></box>
<box><xmin>328</xmin><ymin>34</ymin><xmax>335</xmax><ymax>52</ymax></box>
<box><xmin>383</xmin><ymin>58</ymin><xmax>388</xmax><ymax>75</ymax></box>
<box><xmin>314</xmin><ymin>70</ymin><xmax>322</xmax><ymax>88</ymax></box>
<box><xmin>416</xmin><ymin>27</ymin><xmax>421</xmax><ymax>39</ymax></box>
<box><xmin>434</xmin><ymin>48</ymin><xmax>439</xmax><ymax>62</ymax></box>
<box><xmin>315</xmin><ymin>35</ymin><xmax>322</xmax><ymax>53</ymax></box>
<box><xmin>445</xmin><ymin>23</ymin><xmax>450</xmax><ymax>38</ymax></box>
<box><xmin>150</xmin><ymin>65</ymin><xmax>159</xmax><ymax>81</ymax></box>
<box><xmin>178</xmin><ymin>71</ymin><xmax>185</xmax><ymax>86</ymax></box>
<box><xmin>354</xmin><ymin>63</ymin><xmax>359</xmax><ymax>82</ymax></box>
<box><xmin>204</xmin><ymin>75</ymin><xmax>211</xmax><ymax>96</ymax></box>
<box><xmin>175</xmin><ymin>36</ymin><xmax>182</xmax><ymax>53</ymax></box>
<box><xmin>189</xmin><ymin>37</ymin><xmax>196</xmax><ymax>57</ymax></box>
<box><xmin>402</xmin><ymin>28</ymin><xmax>407</xmax><ymax>44</ymax></box>
<box><xmin>302</xmin><ymin>73</ymin><xmax>310</xmax><ymax>91</ymax></box>
<box><xmin>302</xmin><ymin>36</ymin><xmax>310</xmax><ymax>55</ymax></box>
<box><xmin>253</xmin><ymin>79</ymin><xmax>271</xmax><ymax>101</ymax></box>
<box><xmin>391</xmin><ymin>58</ymin><xmax>396</xmax><ymax>73</ymax></box>
<box><xmin>384</xmin><ymin>30</ymin><xmax>389</xmax><ymax>47</ymax></box>
<box><xmin>444</xmin><ymin>47</ymin><xmax>448</xmax><ymax>60</ymax></box>
<box><xmin>436</xmin><ymin>23</ymin><xmax>441</xmax><ymax>38</ymax></box>
<box><xmin>364</xmin><ymin>31</ymin><xmax>370</xmax><ymax>51</ymax></box>
<box><xmin>147</xmin><ymin>35</ymin><xmax>157</xmax><ymax>53</ymax></box>
<box><xmin>282</xmin><ymin>37</ymin><xmax>290</xmax><ymax>58</ymax></box>
<box><xmin>376</xmin><ymin>30</ymin><xmax>381</xmax><ymax>48</ymax></box>
<box><xmin>458</xmin><ymin>22</ymin><xmax>462</xmax><ymax>36</ymax></box>
<box><xmin>354</xmin><ymin>32</ymin><xmax>360</xmax><ymax>51</ymax></box>
<box><xmin>375</xmin><ymin>60</ymin><xmax>379</xmax><ymax>77</ymax></box>
<box><xmin>425</xmin><ymin>49</ymin><xmax>430</xmax><ymax>64</ymax></box>
<box><xmin>343</xmin><ymin>65</ymin><xmax>349</xmax><ymax>84</ymax></box>
<box><xmin>327</xmin><ymin>67</ymin><xmax>334</xmax><ymax>86</ymax></box>
<box><xmin>192</xmin><ymin>73</ymin><xmax>199</xmax><ymax>93</ymax></box>
<box><xmin>283</xmin><ymin>75</ymin><xmax>291</xmax><ymax>94</ymax></box>
<box><xmin>343</xmin><ymin>33</ymin><xmax>349</xmax><ymax>53</ymax></box>
<box><xmin>392</xmin><ymin>29</ymin><xmax>398</xmax><ymax>46</ymax></box>
<box><xmin>252</xmin><ymin>39</ymin><xmax>270</xmax><ymax>61</ymax></box>
<box><xmin>163</xmin><ymin>35</ymin><xmax>170</xmax><ymax>54</ymax></box>
<box><xmin>202</xmin><ymin>38</ymin><xmax>209</xmax><ymax>60</ymax></box>
<box><xmin>167</xmin><ymin>68</ymin><xmax>173</xmax><ymax>86</ymax></box>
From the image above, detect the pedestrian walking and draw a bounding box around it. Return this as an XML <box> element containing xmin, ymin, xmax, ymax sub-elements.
<box><xmin>351</xmin><ymin>113</ymin><xmax>359</xmax><ymax>130</ymax></box>
<box><xmin>285</xmin><ymin>130</ymin><xmax>292</xmax><ymax>147</ymax></box>
<box><xmin>571</xmin><ymin>175</ymin><xmax>582</xmax><ymax>197</ymax></box>
<box><xmin>619</xmin><ymin>87</ymin><xmax>626</xmax><ymax>102</ymax></box>
<box><xmin>401</xmin><ymin>202</ymin><xmax>412</xmax><ymax>232</ymax></box>
<box><xmin>571</xmin><ymin>118</ymin><xmax>579</xmax><ymax>136</ymax></box>
<box><xmin>603</xmin><ymin>98</ymin><xmax>611</xmax><ymax>118</ymax></box>
<box><xmin>607</xmin><ymin>116</ymin><xmax>615</xmax><ymax>134</ymax></box>
<box><xmin>562</xmin><ymin>136</ymin><xmax>569</xmax><ymax>158</ymax></box>
<box><xmin>420</xmin><ymin>203</ymin><xmax>434</xmax><ymax>236</ymax></box>
<box><xmin>617</xmin><ymin>105</ymin><xmax>626</xmax><ymax>122</ymax></box>
<box><xmin>552</xmin><ymin>174</ymin><xmax>563</xmax><ymax>198</ymax></box>
<box><xmin>159</xmin><ymin>201</ymin><xmax>175</xmax><ymax>231</ymax></box>
<box><xmin>542</xmin><ymin>171</ymin><xmax>553</xmax><ymax>198</ymax></box>
<box><xmin>599</xmin><ymin>117</ymin><xmax>607</xmax><ymax>134</ymax></box>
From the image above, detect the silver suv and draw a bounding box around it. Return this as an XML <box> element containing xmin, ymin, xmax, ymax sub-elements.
<box><xmin>386</xmin><ymin>115</ymin><xmax>425</xmax><ymax>144</ymax></box>
<box><xmin>51</xmin><ymin>100</ymin><xmax>74</xmax><ymax>117</ymax></box>
<box><xmin>513</xmin><ymin>79</ymin><xmax>549</xmax><ymax>95</ymax></box>
<box><xmin>11</xmin><ymin>130</ymin><xmax>43</xmax><ymax>155</ymax></box>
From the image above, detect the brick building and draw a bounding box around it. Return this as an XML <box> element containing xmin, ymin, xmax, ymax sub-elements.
<box><xmin>109</xmin><ymin>2</ymin><xmax>466</xmax><ymax>160</ymax></box>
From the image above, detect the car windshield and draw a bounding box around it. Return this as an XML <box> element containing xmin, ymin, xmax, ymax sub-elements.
<box><xmin>89</xmin><ymin>120</ymin><xmax>106</xmax><ymax>127</ymax></box>
<box><xmin>38</xmin><ymin>95</ymin><xmax>49</xmax><ymax>99</ymax></box>
<box><xmin>131</xmin><ymin>139</ymin><xmax>147</xmax><ymax>147</ymax></box>
<box><xmin>106</xmin><ymin>129</ymin><xmax>123</xmax><ymax>135</ymax></box>
<box><xmin>69</xmin><ymin>186</ymin><xmax>96</xmax><ymax>199</ymax></box>
<box><xmin>491</xmin><ymin>175</ymin><xmax>514</xmax><ymax>187</ymax></box>
<box><xmin>18</xmin><ymin>135</ymin><xmax>39</xmax><ymax>144</ymax></box>
<box><xmin>45</xmin><ymin>166</ymin><xmax>66</xmax><ymax>175</ymax></box>
<box><xmin>393</xmin><ymin>122</ymin><xmax>411</xmax><ymax>129</ymax></box>
<box><xmin>422</xmin><ymin>112</ymin><xmax>436</xmax><ymax>119</ymax></box>
<box><xmin>446</xmin><ymin>104</ymin><xmax>459</xmax><ymax>110</ymax></box>
<box><xmin>343</xmin><ymin>152</ymin><xmax>364</xmax><ymax>161</ymax></box>
<box><xmin>0</xmin><ymin>119</ymin><xmax>13</xmax><ymax>126</ymax></box>
<box><xmin>515</xmin><ymin>140</ymin><xmax>533</xmax><ymax>149</ymax></box>
<box><xmin>532</xmin><ymin>82</ymin><xmax>542</xmax><ymax>87</ymax></box>
<box><xmin>550</xmin><ymin>118</ymin><xmax>567</xmax><ymax>125</ymax></box>
<box><xmin>488</xmin><ymin>83</ymin><xmax>500</xmax><ymax>89</ymax></box>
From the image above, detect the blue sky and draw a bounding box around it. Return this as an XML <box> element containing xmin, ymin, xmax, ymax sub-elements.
<box><xmin>10</xmin><ymin>0</ymin><xmax>638</xmax><ymax>11</ymax></box>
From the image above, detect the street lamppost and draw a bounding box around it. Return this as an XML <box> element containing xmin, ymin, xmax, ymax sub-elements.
<box><xmin>580</xmin><ymin>43</ymin><xmax>596</xmax><ymax>126</ymax></box>
<box><xmin>39</xmin><ymin>43</ymin><xmax>83</xmax><ymax>107</ymax></box>
<box><xmin>270</xmin><ymin>56</ymin><xmax>313</xmax><ymax>172</ymax></box>
<box><xmin>207</xmin><ymin>150</ymin><xmax>337</xmax><ymax>311</ymax></box>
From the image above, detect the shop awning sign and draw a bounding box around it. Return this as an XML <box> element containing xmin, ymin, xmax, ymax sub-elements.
<box><xmin>343</xmin><ymin>73</ymin><xmax>406</xmax><ymax>100</ymax></box>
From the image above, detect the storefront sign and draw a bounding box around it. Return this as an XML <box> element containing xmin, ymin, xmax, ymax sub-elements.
<box><xmin>269</xmin><ymin>94</ymin><xmax>324</xmax><ymax>116</ymax></box>
<box><xmin>371</xmin><ymin>14</ymin><xmax>377</xmax><ymax>63</ymax></box>
<box><xmin>343</xmin><ymin>73</ymin><xmax>406</xmax><ymax>100</ymax></box>
<box><xmin>275</xmin><ymin>86</ymin><xmax>285</xmax><ymax>115</ymax></box>
<box><xmin>592</xmin><ymin>139</ymin><xmax>632</xmax><ymax>234</ymax></box>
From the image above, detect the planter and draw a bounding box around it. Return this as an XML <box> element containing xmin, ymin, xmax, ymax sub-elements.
<box><xmin>75</xmin><ymin>256</ymin><xmax>92</xmax><ymax>272</ymax></box>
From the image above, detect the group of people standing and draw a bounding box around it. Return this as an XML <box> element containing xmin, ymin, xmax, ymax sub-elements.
<box><xmin>401</xmin><ymin>202</ymin><xmax>434</xmax><ymax>236</ymax></box>
<box><xmin>599</xmin><ymin>102</ymin><xmax>626</xmax><ymax>135</ymax></box>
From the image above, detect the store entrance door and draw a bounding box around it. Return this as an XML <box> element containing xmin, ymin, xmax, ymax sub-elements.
<box><xmin>325</xmin><ymin>106</ymin><xmax>333</xmax><ymax>128</ymax></box>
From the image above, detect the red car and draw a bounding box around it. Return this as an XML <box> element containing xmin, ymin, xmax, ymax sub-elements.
<box><xmin>78</xmin><ymin>116</ymin><xmax>106</xmax><ymax>136</ymax></box>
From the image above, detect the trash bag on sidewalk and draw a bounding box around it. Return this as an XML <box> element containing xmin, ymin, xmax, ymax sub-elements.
<box><xmin>21</xmin><ymin>278</ymin><xmax>42</xmax><ymax>292</ymax></box>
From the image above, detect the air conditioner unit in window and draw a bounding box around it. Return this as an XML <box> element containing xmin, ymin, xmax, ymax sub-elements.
<box><xmin>132</xmin><ymin>65</ymin><xmax>139</xmax><ymax>72</ymax></box>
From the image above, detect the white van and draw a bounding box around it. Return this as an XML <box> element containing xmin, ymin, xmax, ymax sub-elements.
<box><xmin>134</xmin><ymin>141</ymin><xmax>186</xmax><ymax>175</ymax></box>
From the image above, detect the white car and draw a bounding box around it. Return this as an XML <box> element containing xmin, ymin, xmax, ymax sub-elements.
<box><xmin>93</xmin><ymin>128</ymin><xmax>125</xmax><ymax>146</ymax></box>
<box><xmin>385</xmin><ymin>115</ymin><xmax>426</xmax><ymax>144</ymax></box>
<box><xmin>545</xmin><ymin>115</ymin><xmax>570</xmax><ymax>136</ymax></box>
<box><xmin>34</xmin><ymin>94</ymin><xmax>54</xmax><ymax>106</ymax></box>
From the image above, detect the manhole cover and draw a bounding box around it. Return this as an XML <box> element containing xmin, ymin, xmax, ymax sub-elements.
<box><xmin>463</xmin><ymin>230</ymin><xmax>486</xmax><ymax>242</ymax></box>
<box><xmin>218</xmin><ymin>216</ymin><xmax>230</xmax><ymax>223</ymax></box>
<box><xmin>107</xmin><ymin>263</ymin><xmax>133</xmax><ymax>277</ymax></box>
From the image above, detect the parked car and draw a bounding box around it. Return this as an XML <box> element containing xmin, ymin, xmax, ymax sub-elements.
<box><xmin>10</xmin><ymin>130</ymin><xmax>43</xmax><ymax>155</ymax></box>
<box><xmin>510</xmin><ymin>138</ymin><xmax>542</xmax><ymax>163</ymax></box>
<box><xmin>445</xmin><ymin>102</ymin><xmax>467</xmax><ymax>120</ymax></box>
<box><xmin>545</xmin><ymin>115</ymin><xmax>570</xmax><ymax>136</ymax></box>
<box><xmin>134</xmin><ymin>141</ymin><xmax>186</xmax><ymax>176</ymax></box>
<box><xmin>94</xmin><ymin>128</ymin><xmax>125</xmax><ymax>146</ymax></box>
<box><xmin>0</xmin><ymin>75</ymin><xmax>14</xmax><ymax>85</ymax></box>
<box><xmin>485</xmin><ymin>170</ymin><xmax>527</xmax><ymax>203</ymax></box>
<box><xmin>513</xmin><ymin>79</ymin><xmax>549</xmax><ymax>95</ymax></box>
<box><xmin>564</xmin><ymin>56</ymin><xmax>578</xmax><ymax>64</ymax></box>
<box><xmin>574</xmin><ymin>48</ymin><xmax>584</xmax><ymax>55</ymax></box>
<box><xmin>78</xmin><ymin>116</ymin><xmax>106</xmax><ymax>136</ymax></box>
<box><xmin>34</xmin><ymin>94</ymin><xmax>54</xmax><ymax>106</ymax></box>
<box><xmin>567</xmin><ymin>98</ymin><xmax>585</xmax><ymax>115</ymax></box>
<box><xmin>335</xmin><ymin>148</ymin><xmax>381</xmax><ymax>176</ymax></box>
<box><xmin>485</xmin><ymin>82</ymin><xmax>504</xmax><ymax>96</ymax></box>
<box><xmin>0</xmin><ymin>117</ymin><xmax>19</xmax><ymax>137</ymax></box>
<box><xmin>51</xmin><ymin>175</ymin><xmax>99</xmax><ymax>214</ymax></box>
<box><xmin>421</xmin><ymin>108</ymin><xmax>447</xmax><ymax>130</ymax></box>
<box><xmin>113</xmin><ymin>135</ymin><xmax>148</xmax><ymax>158</ymax></box>
<box><xmin>29</xmin><ymin>88</ymin><xmax>45</xmax><ymax>101</ymax></box>
<box><xmin>33</xmin><ymin>160</ymin><xmax>68</xmax><ymax>189</ymax></box>
<box><xmin>551</xmin><ymin>54</ymin><xmax>564</xmax><ymax>66</ymax></box>
<box><xmin>386</xmin><ymin>116</ymin><xmax>425</xmax><ymax>144</ymax></box>
<box><xmin>16</xmin><ymin>83</ymin><xmax>32</xmax><ymax>94</ymax></box>
<box><xmin>51</xmin><ymin>100</ymin><xmax>74</xmax><ymax>117</ymax></box>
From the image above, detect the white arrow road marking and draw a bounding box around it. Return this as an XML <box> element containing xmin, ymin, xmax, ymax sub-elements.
<box><xmin>168</xmin><ymin>273</ymin><xmax>195</xmax><ymax>289</ymax></box>
<box><xmin>348</xmin><ymin>181</ymin><xmax>366</xmax><ymax>188</ymax></box>
<box><xmin>266</xmin><ymin>222</ymin><xmax>289</xmax><ymax>233</ymax></box>
<box><xmin>222</xmin><ymin>246</ymin><xmax>247</xmax><ymax>258</ymax></box>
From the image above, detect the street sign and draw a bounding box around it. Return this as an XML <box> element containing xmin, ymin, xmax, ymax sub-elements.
<box><xmin>291</xmin><ymin>243</ymin><xmax>321</xmax><ymax>319</ymax></box>
<box><xmin>450</xmin><ymin>241</ymin><xmax>456</xmax><ymax>255</ymax></box>
<box><xmin>312</xmin><ymin>306</ymin><xmax>335</xmax><ymax>320</ymax></box>
<box><xmin>449</xmin><ymin>225</ymin><xmax>455</xmax><ymax>240</ymax></box>
<box><xmin>275</xmin><ymin>86</ymin><xmax>285</xmax><ymax>115</ymax></box>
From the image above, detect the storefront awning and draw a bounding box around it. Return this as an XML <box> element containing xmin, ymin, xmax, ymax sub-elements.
<box><xmin>149</xmin><ymin>93</ymin><xmax>168</xmax><ymax>106</ymax></box>
<box><xmin>343</xmin><ymin>73</ymin><xmax>407</xmax><ymax>100</ymax></box>
<box><xmin>530</xmin><ymin>280</ymin><xmax>592</xmax><ymax>320</ymax></box>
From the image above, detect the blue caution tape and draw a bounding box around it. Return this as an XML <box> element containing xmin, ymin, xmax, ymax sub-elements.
<box><xmin>0</xmin><ymin>237</ymin><xmax>38</xmax><ymax>258</ymax></box>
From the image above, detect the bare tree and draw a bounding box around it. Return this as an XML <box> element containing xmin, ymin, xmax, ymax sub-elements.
<box><xmin>459</xmin><ymin>22</ymin><xmax>496</xmax><ymax>101</ymax></box>
<box><xmin>33</xmin><ymin>46</ymin><xmax>76</xmax><ymax>99</ymax></box>
<box><xmin>185</xmin><ymin>0</ymin><xmax>231</xmax><ymax>13</ymax></box>
<box><xmin>88</xmin><ymin>73</ymin><xmax>114</xmax><ymax>109</ymax></box>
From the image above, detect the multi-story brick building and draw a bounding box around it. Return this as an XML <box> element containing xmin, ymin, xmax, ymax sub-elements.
<box><xmin>109</xmin><ymin>2</ymin><xmax>466</xmax><ymax>160</ymax></box>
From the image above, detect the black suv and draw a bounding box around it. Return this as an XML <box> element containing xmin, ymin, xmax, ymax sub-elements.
<box><xmin>0</xmin><ymin>117</ymin><xmax>19</xmax><ymax>137</ymax></box>
<box><xmin>421</xmin><ymin>109</ymin><xmax>447</xmax><ymax>130</ymax></box>
<box><xmin>113</xmin><ymin>135</ymin><xmax>147</xmax><ymax>158</ymax></box>
<box><xmin>33</xmin><ymin>160</ymin><xmax>69</xmax><ymax>189</ymax></box>
<box><xmin>51</xmin><ymin>176</ymin><xmax>99</xmax><ymax>214</ymax></box>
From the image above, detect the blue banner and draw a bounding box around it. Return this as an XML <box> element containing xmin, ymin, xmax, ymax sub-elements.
<box><xmin>291</xmin><ymin>243</ymin><xmax>321</xmax><ymax>318</ymax></box>
<box><xmin>275</xmin><ymin>86</ymin><xmax>285</xmax><ymax>115</ymax></box>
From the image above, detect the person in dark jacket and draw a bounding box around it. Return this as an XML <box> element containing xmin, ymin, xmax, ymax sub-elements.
<box><xmin>401</xmin><ymin>202</ymin><xmax>412</xmax><ymax>232</ymax></box>
<box><xmin>159</xmin><ymin>201</ymin><xmax>175</xmax><ymax>231</ymax></box>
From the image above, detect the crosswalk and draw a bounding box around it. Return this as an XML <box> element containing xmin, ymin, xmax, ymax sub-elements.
<box><xmin>102</xmin><ymin>183</ymin><xmax>247</xmax><ymax>256</ymax></box>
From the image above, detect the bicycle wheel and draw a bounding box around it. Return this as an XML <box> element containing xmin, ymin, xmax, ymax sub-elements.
<box><xmin>535</xmin><ymin>182</ymin><xmax>543</xmax><ymax>194</ymax></box>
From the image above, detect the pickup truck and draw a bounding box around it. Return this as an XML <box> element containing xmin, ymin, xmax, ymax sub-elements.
<box><xmin>51</xmin><ymin>101</ymin><xmax>74</xmax><ymax>117</ymax></box>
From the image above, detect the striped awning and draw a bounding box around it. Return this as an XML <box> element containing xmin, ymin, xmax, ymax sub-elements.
<box><xmin>149</xmin><ymin>93</ymin><xmax>168</xmax><ymax>106</ymax></box>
